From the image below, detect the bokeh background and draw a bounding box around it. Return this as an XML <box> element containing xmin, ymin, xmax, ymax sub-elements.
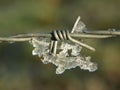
<box><xmin>0</xmin><ymin>0</ymin><xmax>120</xmax><ymax>90</ymax></box>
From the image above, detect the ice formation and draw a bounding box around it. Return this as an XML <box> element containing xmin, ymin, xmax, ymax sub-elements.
<box><xmin>30</xmin><ymin>38</ymin><xmax>97</xmax><ymax>74</ymax></box>
<box><xmin>30</xmin><ymin>16</ymin><xmax>97</xmax><ymax>74</ymax></box>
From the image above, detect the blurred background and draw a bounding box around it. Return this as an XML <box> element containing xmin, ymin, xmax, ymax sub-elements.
<box><xmin>0</xmin><ymin>0</ymin><xmax>120</xmax><ymax>90</ymax></box>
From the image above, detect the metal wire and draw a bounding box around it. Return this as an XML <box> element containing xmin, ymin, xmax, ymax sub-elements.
<box><xmin>0</xmin><ymin>29</ymin><xmax>119</xmax><ymax>55</ymax></box>
<box><xmin>0</xmin><ymin>16</ymin><xmax>120</xmax><ymax>55</ymax></box>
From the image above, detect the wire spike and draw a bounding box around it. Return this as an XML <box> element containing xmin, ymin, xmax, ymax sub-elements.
<box><xmin>71</xmin><ymin>16</ymin><xmax>81</xmax><ymax>33</ymax></box>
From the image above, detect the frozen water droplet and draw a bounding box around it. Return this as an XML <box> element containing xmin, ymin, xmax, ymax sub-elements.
<box><xmin>87</xmin><ymin>63</ymin><xmax>98</xmax><ymax>72</ymax></box>
<box><xmin>32</xmin><ymin>49</ymin><xmax>38</xmax><ymax>55</ymax></box>
<box><xmin>56</xmin><ymin>65</ymin><xmax>65</xmax><ymax>74</ymax></box>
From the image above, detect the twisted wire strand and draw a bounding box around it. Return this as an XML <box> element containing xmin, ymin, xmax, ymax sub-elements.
<box><xmin>0</xmin><ymin>37</ymin><xmax>31</xmax><ymax>42</ymax></box>
<box><xmin>83</xmin><ymin>29</ymin><xmax>120</xmax><ymax>35</ymax></box>
<box><xmin>0</xmin><ymin>31</ymin><xmax>114</xmax><ymax>43</ymax></box>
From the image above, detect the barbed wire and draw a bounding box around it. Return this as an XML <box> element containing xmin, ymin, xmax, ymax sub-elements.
<box><xmin>0</xmin><ymin>16</ymin><xmax>120</xmax><ymax>74</ymax></box>
<box><xmin>0</xmin><ymin>16</ymin><xmax>120</xmax><ymax>52</ymax></box>
<box><xmin>0</xmin><ymin>30</ymin><xmax>119</xmax><ymax>41</ymax></box>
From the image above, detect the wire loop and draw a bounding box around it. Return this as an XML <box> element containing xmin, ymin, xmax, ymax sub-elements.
<box><xmin>51</xmin><ymin>30</ymin><xmax>69</xmax><ymax>41</ymax></box>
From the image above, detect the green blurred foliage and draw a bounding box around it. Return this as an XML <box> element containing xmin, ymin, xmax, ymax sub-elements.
<box><xmin>0</xmin><ymin>0</ymin><xmax>120</xmax><ymax>90</ymax></box>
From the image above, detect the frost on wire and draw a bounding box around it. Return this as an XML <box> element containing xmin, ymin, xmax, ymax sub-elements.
<box><xmin>30</xmin><ymin>17</ymin><xmax>97</xmax><ymax>74</ymax></box>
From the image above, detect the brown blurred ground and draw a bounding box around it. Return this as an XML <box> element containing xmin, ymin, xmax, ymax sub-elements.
<box><xmin>0</xmin><ymin>0</ymin><xmax>120</xmax><ymax>90</ymax></box>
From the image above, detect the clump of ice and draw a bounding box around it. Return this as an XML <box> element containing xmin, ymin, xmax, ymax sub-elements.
<box><xmin>31</xmin><ymin>37</ymin><xmax>49</xmax><ymax>56</ymax></box>
<box><xmin>30</xmin><ymin>38</ymin><xmax>97</xmax><ymax>74</ymax></box>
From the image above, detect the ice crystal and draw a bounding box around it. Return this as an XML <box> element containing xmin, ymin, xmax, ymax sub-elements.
<box><xmin>74</xmin><ymin>20</ymin><xmax>86</xmax><ymax>33</ymax></box>
<box><xmin>31</xmin><ymin>38</ymin><xmax>97</xmax><ymax>74</ymax></box>
<box><xmin>72</xmin><ymin>16</ymin><xmax>87</xmax><ymax>33</ymax></box>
